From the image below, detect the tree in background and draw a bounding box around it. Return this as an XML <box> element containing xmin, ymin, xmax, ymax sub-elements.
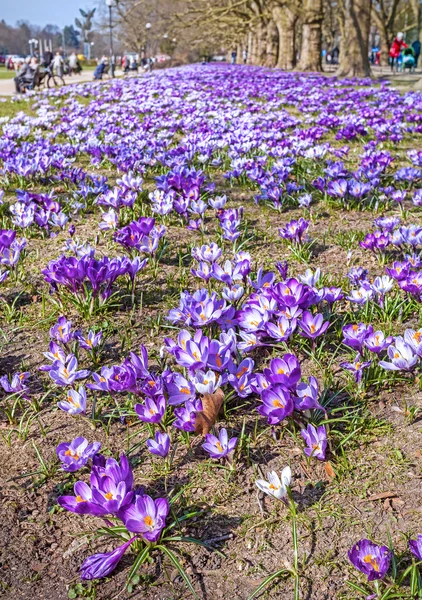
<box><xmin>0</xmin><ymin>20</ymin><xmax>63</xmax><ymax>55</ymax></box>
<box><xmin>64</xmin><ymin>25</ymin><xmax>80</xmax><ymax>49</ymax></box>
<box><xmin>337</xmin><ymin>0</ymin><xmax>372</xmax><ymax>77</ymax></box>
<box><xmin>298</xmin><ymin>0</ymin><xmax>323</xmax><ymax>71</ymax></box>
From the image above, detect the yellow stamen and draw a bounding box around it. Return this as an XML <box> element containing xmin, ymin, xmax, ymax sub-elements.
<box><xmin>144</xmin><ymin>515</ymin><xmax>153</xmax><ymax>527</ymax></box>
<box><xmin>363</xmin><ymin>555</ymin><xmax>380</xmax><ymax>572</ymax></box>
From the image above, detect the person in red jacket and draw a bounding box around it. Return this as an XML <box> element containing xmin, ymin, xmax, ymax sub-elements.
<box><xmin>390</xmin><ymin>32</ymin><xmax>407</xmax><ymax>71</ymax></box>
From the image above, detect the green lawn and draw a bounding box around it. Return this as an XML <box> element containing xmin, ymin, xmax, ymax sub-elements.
<box><xmin>0</xmin><ymin>68</ymin><xmax>15</xmax><ymax>79</ymax></box>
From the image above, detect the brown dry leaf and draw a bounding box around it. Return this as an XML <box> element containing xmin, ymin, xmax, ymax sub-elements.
<box><xmin>195</xmin><ymin>388</ymin><xmax>224</xmax><ymax>435</ymax></box>
<box><xmin>324</xmin><ymin>462</ymin><xmax>335</xmax><ymax>478</ymax></box>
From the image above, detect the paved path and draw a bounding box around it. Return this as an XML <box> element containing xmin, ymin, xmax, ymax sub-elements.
<box><xmin>0</xmin><ymin>70</ymin><xmax>115</xmax><ymax>97</ymax></box>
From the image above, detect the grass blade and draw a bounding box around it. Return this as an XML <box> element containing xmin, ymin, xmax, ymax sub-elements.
<box><xmin>127</xmin><ymin>544</ymin><xmax>150</xmax><ymax>583</ymax></box>
<box><xmin>248</xmin><ymin>569</ymin><xmax>290</xmax><ymax>599</ymax></box>
<box><xmin>158</xmin><ymin>544</ymin><xmax>200</xmax><ymax>600</ymax></box>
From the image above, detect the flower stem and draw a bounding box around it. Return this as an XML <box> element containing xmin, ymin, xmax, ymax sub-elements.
<box><xmin>287</xmin><ymin>487</ymin><xmax>300</xmax><ymax>600</ymax></box>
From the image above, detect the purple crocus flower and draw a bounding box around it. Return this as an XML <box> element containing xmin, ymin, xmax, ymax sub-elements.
<box><xmin>74</xmin><ymin>329</ymin><xmax>102</xmax><ymax>351</ymax></box>
<box><xmin>80</xmin><ymin>537</ymin><xmax>136</xmax><ymax>580</ymax></box>
<box><xmin>265</xmin><ymin>316</ymin><xmax>297</xmax><ymax>342</ymax></box>
<box><xmin>191</xmin><ymin>261</ymin><xmax>213</xmax><ymax>282</ymax></box>
<box><xmin>319</xmin><ymin>286</ymin><xmax>344</xmax><ymax>305</ymax></box>
<box><xmin>192</xmin><ymin>242</ymin><xmax>222</xmax><ymax>263</ymax></box>
<box><xmin>258</xmin><ymin>385</ymin><xmax>294</xmax><ymax>424</ymax></box>
<box><xmin>43</xmin><ymin>342</ymin><xmax>67</xmax><ymax>367</ymax></box>
<box><xmin>263</xmin><ymin>354</ymin><xmax>301</xmax><ymax>390</ymax></box>
<box><xmin>374</xmin><ymin>216</ymin><xmax>400</xmax><ymax>232</ymax></box>
<box><xmin>409</xmin><ymin>535</ymin><xmax>422</xmax><ymax>561</ymax></box>
<box><xmin>301</xmin><ymin>424</ymin><xmax>327</xmax><ymax>460</ymax></box>
<box><xmin>146</xmin><ymin>431</ymin><xmax>170</xmax><ymax>458</ymax></box>
<box><xmin>342</xmin><ymin>323</ymin><xmax>373</xmax><ymax>351</ymax></box>
<box><xmin>56</xmin><ymin>436</ymin><xmax>101</xmax><ymax>472</ymax></box>
<box><xmin>275</xmin><ymin>260</ymin><xmax>289</xmax><ymax>279</ymax></box>
<box><xmin>294</xmin><ymin>376</ymin><xmax>323</xmax><ymax>411</ymax></box>
<box><xmin>49</xmin><ymin>355</ymin><xmax>90</xmax><ymax>386</ymax></box>
<box><xmin>135</xmin><ymin>395</ymin><xmax>166</xmax><ymax>424</ymax></box>
<box><xmin>50</xmin><ymin>316</ymin><xmax>73</xmax><ymax>344</ymax></box>
<box><xmin>279</xmin><ymin>217</ymin><xmax>309</xmax><ymax>244</ymax></box>
<box><xmin>202</xmin><ymin>428</ymin><xmax>237</xmax><ymax>459</ymax></box>
<box><xmin>340</xmin><ymin>354</ymin><xmax>371</xmax><ymax>383</ymax></box>
<box><xmin>327</xmin><ymin>179</ymin><xmax>348</xmax><ymax>198</ymax></box>
<box><xmin>0</xmin><ymin>229</ymin><xmax>16</xmax><ymax>249</ymax></box>
<box><xmin>58</xmin><ymin>455</ymin><xmax>134</xmax><ymax>517</ymax></box>
<box><xmin>0</xmin><ymin>371</ymin><xmax>30</xmax><ymax>399</ymax></box>
<box><xmin>379</xmin><ymin>338</ymin><xmax>418</xmax><ymax>371</ymax></box>
<box><xmin>222</xmin><ymin>284</ymin><xmax>244</xmax><ymax>302</ymax></box>
<box><xmin>271</xmin><ymin>278</ymin><xmax>315</xmax><ymax>309</ymax></box>
<box><xmin>363</xmin><ymin>331</ymin><xmax>393</xmax><ymax>354</ymax></box>
<box><xmin>173</xmin><ymin>399</ymin><xmax>202</xmax><ymax>432</ymax></box>
<box><xmin>165</xmin><ymin>372</ymin><xmax>196</xmax><ymax>405</ymax></box>
<box><xmin>119</xmin><ymin>494</ymin><xmax>169</xmax><ymax>543</ymax></box>
<box><xmin>57</xmin><ymin>386</ymin><xmax>87</xmax><ymax>414</ymax></box>
<box><xmin>348</xmin><ymin>267</ymin><xmax>368</xmax><ymax>286</ymax></box>
<box><xmin>88</xmin><ymin>363</ymin><xmax>136</xmax><ymax>394</ymax></box>
<box><xmin>170</xmin><ymin>329</ymin><xmax>210</xmax><ymax>370</ymax></box>
<box><xmin>403</xmin><ymin>328</ymin><xmax>422</xmax><ymax>357</ymax></box>
<box><xmin>348</xmin><ymin>539</ymin><xmax>391</xmax><ymax>581</ymax></box>
<box><xmin>298</xmin><ymin>311</ymin><xmax>329</xmax><ymax>339</ymax></box>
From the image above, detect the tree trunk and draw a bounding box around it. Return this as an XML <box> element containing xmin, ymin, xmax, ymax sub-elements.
<box><xmin>378</xmin><ymin>23</ymin><xmax>390</xmax><ymax>66</ymax></box>
<box><xmin>247</xmin><ymin>31</ymin><xmax>253</xmax><ymax>64</ymax></box>
<box><xmin>298</xmin><ymin>0</ymin><xmax>323</xmax><ymax>71</ymax></box>
<box><xmin>410</xmin><ymin>0</ymin><xmax>422</xmax><ymax>43</ymax></box>
<box><xmin>337</xmin><ymin>0</ymin><xmax>372</xmax><ymax>78</ymax></box>
<box><xmin>256</xmin><ymin>19</ymin><xmax>267</xmax><ymax>65</ymax></box>
<box><xmin>265</xmin><ymin>19</ymin><xmax>279</xmax><ymax>67</ymax></box>
<box><xmin>250</xmin><ymin>32</ymin><xmax>259</xmax><ymax>64</ymax></box>
<box><xmin>272</xmin><ymin>3</ymin><xmax>297</xmax><ymax>70</ymax></box>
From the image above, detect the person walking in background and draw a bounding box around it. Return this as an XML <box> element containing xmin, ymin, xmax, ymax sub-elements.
<box><xmin>402</xmin><ymin>46</ymin><xmax>416</xmax><ymax>72</ymax></box>
<box><xmin>43</xmin><ymin>49</ymin><xmax>53</xmax><ymax>68</ymax></box>
<box><xmin>231</xmin><ymin>50</ymin><xmax>237</xmax><ymax>65</ymax></box>
<box><xmin>129</xmin><ymin>56</ymin><xmax>138</xmax><ymax>73</ymax></box>
<box><xmin>93</xmin><ymin>60</ymin><xmax>106</xmax><ymax>80</ymax></box>
<box><xmin>390</xmin><ymin>32</ymin><xmax>407</xmax><ymax>71</ymax></box>
<box><xmin>412</xmin><ymin>39</ymin><xmax>421</xmax><ymax>67</ymax></box>
<box><xmin>14</xmin><ymin>58</ymin><xmax>29</xmax><ymax>93</ymax></box>
<box><xmin>14</xmin><ymin>57</ymin><xmax>36</xmax><ymax>93</ymax></box>
<box><xmin>52</xmin><ymin>51</ymin><xmax>64</xmax><ymax>76</ymax></box>
<box><xmin>243</xmin><ymin>49</ymin><xmax>247</xmax><ymax>64</ymax></box>
<box><xmin>68</xmin><ymin>52</ymin><xmax>81</xmax><ymax>75</ymax></box>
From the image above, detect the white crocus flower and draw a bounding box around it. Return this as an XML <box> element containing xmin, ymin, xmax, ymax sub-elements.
<box><xmin>299</xmin><ymin>268</ymin><xmax>320</xmax><ymax>287</ymax></box>
<box><xmin>192</xmin><ymin>370</ymin><xmax>221</xmax><ymax>395</ymax></box>
<box><xmin>255</xmin><ymin>466</ymin><xmax>291</xmax><ymax>500</ymax></box>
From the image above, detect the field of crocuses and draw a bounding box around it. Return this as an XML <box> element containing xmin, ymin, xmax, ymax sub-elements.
<box><xmin>1</xmin><ymin>64</ymin><xmax>422</xmax><ymax>600</ymax></box>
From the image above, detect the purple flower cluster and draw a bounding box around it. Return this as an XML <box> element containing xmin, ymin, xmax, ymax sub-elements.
<box><xmin>42</xmin><ymin>251</ymin><xmax>147</xmax><ymax>304</ymax></box>
<box><xmin>114</xmin><ymin>217</ymin><xmax>166</xmax><ymax>256</ymax></box>
<box><xmin>58</xmin><ymin>454</ymin><xmax>169</xmax><ymax>579</ymax></box>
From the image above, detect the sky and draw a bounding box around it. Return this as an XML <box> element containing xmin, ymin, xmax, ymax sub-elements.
<box><xmin>2</xmin><ymin>0</ymin><xmax>99</xmax><ymax>29</ymax></box>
